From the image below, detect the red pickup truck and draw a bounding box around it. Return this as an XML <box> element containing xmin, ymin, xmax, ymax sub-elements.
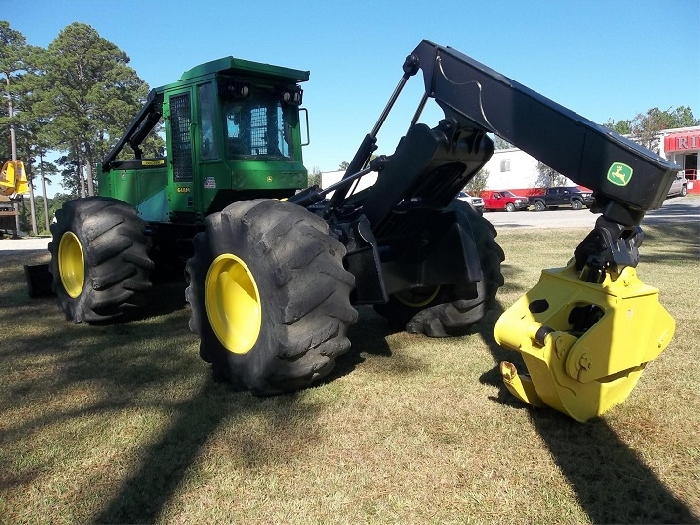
<box><xmin>480</xmin><ymin>190</ymin><xmax>530</xmax><ymax>212</ymax></box>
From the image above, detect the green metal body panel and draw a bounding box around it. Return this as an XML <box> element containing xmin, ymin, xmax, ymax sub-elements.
<box><xmin>98</xmin><ymin>161</ymin><xmax>169</xmax><ymax>221</ymax></box>
<box><xmin>98</xmin><ymin>56</ymin><xmax>310</xmax><ymax>225</ymax></box>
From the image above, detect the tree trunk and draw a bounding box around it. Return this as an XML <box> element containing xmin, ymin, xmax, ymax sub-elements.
<box><xmin>40</xmin><ymin>154</ymin><xmax>50</xmax><ymax>231</ymax></box>
<box><xmin>84</xmin><ymin>142</ymin><xmax>95</xmax><ymax>196</ymax></box>
<box><xmin>85</xmin><ymin>161</ymin><xmax>95</xmax><ymax>196</ymax></box>
<box><xmin>26</xmin><ymin>163</ymin><xmax>38</xmax><ymax>236</ymax></box>
<box><xmin>23</xmin><ymin>142</ymin><xmax>38</xmax><ymax>235</ymax></box>
<box><xmin>76</xmin><ymin>146</ymin><xmax>86</xmax><ymax>198</ymax></box>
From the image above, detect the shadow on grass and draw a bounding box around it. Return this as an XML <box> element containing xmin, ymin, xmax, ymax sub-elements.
<box><xmin>86</xmin><ymin>240</ymin><xmax>699</xmax><ymax>524</ymax></box>
<box><xmin>641</xmin><ymin>222</ymin><xmax>699</xmax><ymax>265</ymax></box>
<box><xmin>143</xmin><ymin>279</ymin><xmax>188</xmax><ymax>319</ymax></box>
<box><xmin>90</xmin><ymin>306</ymin><xmax>398</xmax><ymax>522</ymax></box>
<box><xmin>92</xmin><ymin>382</ymin><xmax>227</xmax><ymax>522</ymax></box>
<box><xmin>3</xmin><ymin>266</ymin><xmax>404</xmax><ymax>523</ymax></box>
<box><xmin>91</xmin><ymin>381</ymin><xmax>323</xmax><ymax>523</ymax></box>
<box><xmin>476</xmin><ymin>300</ymin><xmax>697</xmax><ymax>523</ymax></box>
<box><xmin>0</xmin><ymin>275</ymin><xmax>327</xmax><ymax>523</ymax></box>
<box><xmin>5</xmin><ymin>216</ymin><xmax>697</xmax><ymax>522</ymax></box>
<box><xmin>323</xmin><ymin>305</ymin><xmax>394</xmax><ymax>384</ymax></box>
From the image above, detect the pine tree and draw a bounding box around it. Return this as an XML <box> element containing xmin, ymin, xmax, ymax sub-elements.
<box><xmin>35</xmin><ymin>22</ymin><xmax>152</xmax><ymax>196</ymax></box>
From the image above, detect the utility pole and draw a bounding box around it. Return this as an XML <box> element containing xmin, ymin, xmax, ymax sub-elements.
<box><xmin>7</xmin><ymin>75</ymin><xmax>21</xmax><ymax>238</ymax></box>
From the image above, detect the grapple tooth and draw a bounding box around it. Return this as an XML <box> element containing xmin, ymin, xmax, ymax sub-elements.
<box><xmin>499</xmin><ymin>362</ymin><xmax>545</xmax><ymax>408</ymax></box>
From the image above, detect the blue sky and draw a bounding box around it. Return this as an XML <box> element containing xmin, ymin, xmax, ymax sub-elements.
<box><xmin>3</xmin><ymin>0</ymin><xmax>699</xmax><ymax>193</ymax></box>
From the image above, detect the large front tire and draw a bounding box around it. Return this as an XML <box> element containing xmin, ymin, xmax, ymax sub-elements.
<box><xmin>374</xmin><ymin>202</ymin><xmax>504</xmax><ymax>337</ymax></box>
<box><xmin>48</xmin><ymin>197</ymin><xmax>154</xmax><ymax>323</ymax></box>
<box><xmin>186</xmin><ymin>199</ymin><xmax>358</xmax><ymax>396</ymax></box>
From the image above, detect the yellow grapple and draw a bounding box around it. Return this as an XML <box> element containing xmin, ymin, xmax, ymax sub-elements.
<box><xmin>495</xmin><ymin>261</ymin><xmax>674</xmax><ymax>422</ymax></box>
<box><xmin>0</xmin><ymin>160</ymin><xmax>29</xmax><ymax>197</ymax></box>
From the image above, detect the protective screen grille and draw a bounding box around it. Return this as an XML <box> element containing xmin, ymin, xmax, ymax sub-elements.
<box><xmin>170</xmin><ymin>93</ymin><xmax>193</xmax><ymax>182</ymax></box>
<box><xmin>249</xmin><ymin>107</ymin><xmax>267</xmax><ymax>155</ymax></box>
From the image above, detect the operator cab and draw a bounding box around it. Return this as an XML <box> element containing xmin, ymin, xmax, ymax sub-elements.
<box><xmin>99</xmin><ymin>56</ymin><xmax>311</xmax><ymax>223</ymax></box>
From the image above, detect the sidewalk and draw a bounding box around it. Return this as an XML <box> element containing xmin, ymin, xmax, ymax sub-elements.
<box><xmin>0</xmin><ymin>236</ymin><xmax>50</xmax><ymax>251</ymax></box>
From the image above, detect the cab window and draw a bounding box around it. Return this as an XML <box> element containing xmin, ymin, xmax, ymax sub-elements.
<box><xmin>223</xmin><ymin>89</ymin><xmax>295</xmax><ymax>160</ymax></box>
<box><xmin>199</xmin><ymin>83</ymin><xmax>218</xmax><ymax>160</ymax></box>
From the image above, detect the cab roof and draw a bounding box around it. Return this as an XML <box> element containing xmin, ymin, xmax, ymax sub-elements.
<box><xmin>179</xmin><ymin>56</ymin><xmax>309</xmax><ymax>84</ymax></box>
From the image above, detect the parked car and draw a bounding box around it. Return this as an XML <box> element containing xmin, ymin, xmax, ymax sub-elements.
<box><xmin>667</xmin><ymin>173</ymin><xmax>688</xmax><ymax>197</ymax></box>
<box><xmin>529</xmin><ymin>186</ymin><xmax>595</xmax><ymax>211</ymax></box>
<box><xmin>456</xmin><ymin>191</ymin><xmax>485</xmax><ymax>215</ymax></box>
<box><xmin>481</xmin><ymin>190</ymin><xmax>530</xmax><ymax>212</ymax></box>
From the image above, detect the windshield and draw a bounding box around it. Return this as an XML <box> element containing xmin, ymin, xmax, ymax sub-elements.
<box><xmin>502</xmin><ymin>191</ymin><xmax>518</xmax><ymax>197</ymax></box>
<box><xmin>223</xmin><ymin>89</ymin><xmax>295</xmax><ymax>160</ymax></box>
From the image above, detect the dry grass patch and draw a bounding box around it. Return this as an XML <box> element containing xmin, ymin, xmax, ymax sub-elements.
<box><xmin>0</xmin><ymin>221</ymin><xmax>698</xmax><ymax>524</ymax></box>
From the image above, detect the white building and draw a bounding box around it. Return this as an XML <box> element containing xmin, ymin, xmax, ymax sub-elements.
<box><xmin>659</xmin><ymin>125</ymin><xmax>699</xmax><ymax>192</ymax></box>
<box><xmin>321</xmin><ymin>169</ymin><xmax>378</xmax><ymax>198</ymax></box>
<box><xmin>481</xmin><ymin>147</ymin><xmax>574</xmax><ymax>192</ymax></box>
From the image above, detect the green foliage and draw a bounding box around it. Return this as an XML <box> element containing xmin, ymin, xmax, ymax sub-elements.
<box><xmin>0</xmin><ymin>20</ymin><xmax>34</xmax><ymax>160</ymax></box>
<box><xmin>17</xmin><ymin>195</ymin><xmax>42</xmax><ymax>235</ymax></box>
<box><xmin>465</xmin><ymin>168</ymin><xmax>489</xmax><ymax>195</ymax></box>
<box><xmin>307</xmin><ymin>166</ymin><xmax>322</xmax><ymax>187</ymax></box>
<box><xmin>604</xmin><ymin>106</ymin><xmax>699</xmax><ymax>152</ymax></box>
<box><xmin>337</xmin><ymin>155</ymin><xmax>379</xmax><ymax>174</ymax></box>
<box><xmin>16</xmin><ymin>191</ymin><xmax>74</xmax><ymax>235</ymax></box>
<box><xmin>31</xmin><ymin>22</ymin><xmax>153</xmax><ymax>195</ymax></box>
<box><xmin>603</xmin><ymin>118</ymin><xmax>632</xmax><ymax>135</ymax></box>
<box><xmin>535</xmin><ymin>161</ymin><xmax>568</xmax><ymax>188</ymax></box>
<box><xmin>0</xmin><ymin>102</ymin><xmax>8</xmax><ymax>160</ymax></box>
<box><xmin>1</xmin><ymin>19</ymin><xmax>157</xmax><ymax>231</ymax></box>
<box><xmin>493</xmin><ymin>135</ymin><xmax>514</xmax><ymax>150</ymax></box>
<box><xmin>55</xmin><ymin>154</ymin><xmax>82</xmax><ymax>198</ymax></box>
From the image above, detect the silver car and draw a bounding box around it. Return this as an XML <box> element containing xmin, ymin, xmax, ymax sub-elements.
<box><xmin>457</xmin><ymin>191</ymin><xmax>485</xmax><ymax>215</ymax></box>
<box><xmin>667</xmin><ymin>174</ymin><xmax>688</xmax><ymax>197</ymax></box>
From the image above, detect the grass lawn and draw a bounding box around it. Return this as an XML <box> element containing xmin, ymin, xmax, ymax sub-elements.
<box><xmin>0</xmin><ymin>221</ymin><xmax>698</xmax><ymax>524</ymax></box>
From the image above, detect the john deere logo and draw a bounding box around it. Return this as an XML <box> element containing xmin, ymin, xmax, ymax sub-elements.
<box><xmin>266</xmin><ymin>176</ymin><xmax>273</xmax><ymax>183</ymax></box>
<box><xmin>607</xmin><ymin>162</ymin><xmax>633</xmax><ymax>186</ymax></box>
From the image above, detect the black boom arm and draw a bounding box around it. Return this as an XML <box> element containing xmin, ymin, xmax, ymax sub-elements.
<box><xmin>102</xmin><ymin>89</ymin><xmax>164</xmax><ymax>171</ymax></box>
<box><xmin>408</xmin><ymin>40</ymin><xmax>679</xmax><ymax>228</ymax></box>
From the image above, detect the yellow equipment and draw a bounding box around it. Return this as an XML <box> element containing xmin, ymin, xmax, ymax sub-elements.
<box><xmin>0</xmin><ymin>160</ymin><xmax>29</xmax><ymax>197</ymax></box>
<box><xmin>495</xmin><ymin>260</ymin><xmax>675</xmax><ymax>422</ymax></box>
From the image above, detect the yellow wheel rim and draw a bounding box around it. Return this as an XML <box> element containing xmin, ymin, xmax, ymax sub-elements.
<box><xmin>58</xmin><ymin>231</ymin><xmax>84</xmax><ymax>298</ymax></box>
<box><xmin>394</xmin><ymin>285</ymin><xmax>441</xmax><ymax>308</ymax></box>
<box><xmin>205</xmin><ymin>253</ymin><xmax>262</xmax><ymax>354</ymax></box>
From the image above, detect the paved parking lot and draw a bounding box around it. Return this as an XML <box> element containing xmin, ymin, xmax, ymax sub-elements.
<box><xmin>0</xmin><ymin>236</ymin><xmax>50</xmax><ymax>252</ymax></box>
<box><xmin>484</xmin><ymin>196</ymin><xmax>699</xmax><ymax>229</ymax></box>
<box><xmin>485</xmin><ymin>206</ymin><xmax>598</xmax><ymax>229</ymax></box>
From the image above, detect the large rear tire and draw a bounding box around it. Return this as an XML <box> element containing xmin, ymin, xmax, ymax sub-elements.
<box><xmin>48</xmin><ymin>197</ymin><xmax>154</xmax><ymax>323</ymax></box>
<box><xmin>186</xmin><ymin>199</ymin><xmax>358</xmax><ymax>395</ymax></box>
<box><xmin>374</xmin><ymin>201</ymin><xmax>504</xmax><ymax>337</ymax></box>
